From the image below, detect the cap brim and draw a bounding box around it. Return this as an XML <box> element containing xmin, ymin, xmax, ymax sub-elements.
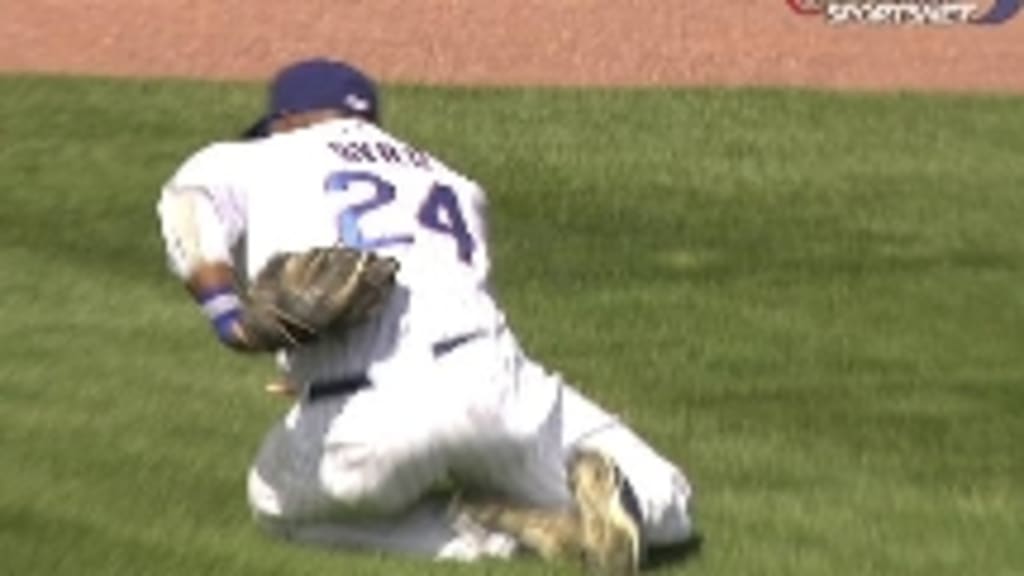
<box><xmin>239</xmin><ymin>106</ymin><xmax>380</xmax><ymax>140</ymax></box>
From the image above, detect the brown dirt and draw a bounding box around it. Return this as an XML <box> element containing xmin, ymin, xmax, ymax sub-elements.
<box><xmin>1</xmin><ymin>0</ymin><xmax>1022</xmax><ymax>92</ymax></box>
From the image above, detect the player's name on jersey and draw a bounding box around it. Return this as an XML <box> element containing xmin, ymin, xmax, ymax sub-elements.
<box><xmin>328</xmin><ymin>140</ymin><xmax>434</xmax><ymax>171</ymax></box>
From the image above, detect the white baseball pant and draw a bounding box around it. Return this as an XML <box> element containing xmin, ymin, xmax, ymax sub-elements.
<box><xmin>246</xmin><ymin>326</ymin><xmax>694</xmax><ymax>559</ymax></box>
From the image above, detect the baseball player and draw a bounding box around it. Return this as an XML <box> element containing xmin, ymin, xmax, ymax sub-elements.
<box><xmin>156</xmin><ymin>57</ymin><xmax>695</xmax><ymax>574</ymax></box>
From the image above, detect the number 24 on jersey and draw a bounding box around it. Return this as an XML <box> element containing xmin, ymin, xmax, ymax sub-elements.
<box><xmin>325</xmin><ymin>171</ymin><xmax>476</xmax><ymax>264</ymax></box>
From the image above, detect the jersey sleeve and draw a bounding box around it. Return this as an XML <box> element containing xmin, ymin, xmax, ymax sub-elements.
<box><xmin>156</xmin><ymin>143</ymin><xmax>248</xmax><ymax>280</ymax></box>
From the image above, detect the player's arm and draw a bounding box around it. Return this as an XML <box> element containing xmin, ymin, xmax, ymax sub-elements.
<box><xmin>157</xmin><ymin>185</ymin><xmax>268</xmax><ymax>352</ymax></box>
<box><xmin>158</xmin><ymin>144</ymin><xmax>332</xmax><ymax>353</ymax></box>
<box><xmin>183</xmin><ymin>259</ymin><xmax>322</xmax><ymax>353</ymax></box>
<box><xmin>159</xmin><ymin>184</ymin><xmax>399</xmax><ymax>354</ymax></box>
<box><xmin>184</xmin><ymin>261</ymin><xmax>254</xmax><ymax>352</ymax></box>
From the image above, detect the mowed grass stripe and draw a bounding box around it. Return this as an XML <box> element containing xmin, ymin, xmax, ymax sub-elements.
<box><xmin>0</xmin><ymin>75</ymin><xmax>1021</xmax><ymax>575</ymax></box>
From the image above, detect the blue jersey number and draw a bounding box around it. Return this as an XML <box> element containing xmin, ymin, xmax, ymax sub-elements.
<box><xmin>324</xmin><ymin>171</ymin><xmax>475</xmax><ymax>264</ymax></box>
<box><xmin>324</xmin><ymin>171</ymin><xmax>413</xmax><ymax>250</ymax></box>
<box><xmin>418</xmin><ymin>183</ymin><xmax>475</xmax><ymax>264</ymax></box>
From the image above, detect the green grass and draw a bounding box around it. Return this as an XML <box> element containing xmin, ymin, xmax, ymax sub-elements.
<box><xmin>1</xmin><ymin>74</ymin><xmax>1022</xmax><ymax>575</ymax></box>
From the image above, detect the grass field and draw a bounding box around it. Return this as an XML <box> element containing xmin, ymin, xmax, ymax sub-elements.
<box><xmin>1</xmin><ymin>75</ymin><xmax>1022</xmax><ymax>576</ymax></box>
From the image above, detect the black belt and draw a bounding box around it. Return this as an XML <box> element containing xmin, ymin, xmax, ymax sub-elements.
<box><xmin>306</xmin><ymin>374</ymin><xmax>372</xmax><ymax>403</ymax></box>
<box><xmin>304</xmin><ymin>330</ymin><xmax>484</xmax><ymax>403</ymax></box>
<box><xmin>432</xmin><ymin>329</ymin><xmax>487</xmax><ymax>358</ymax></box>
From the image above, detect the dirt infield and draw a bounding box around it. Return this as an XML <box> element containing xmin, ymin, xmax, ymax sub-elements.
<box><xmin>2</xmin><ymin>1</ymin><xmax>1022</xmax><ymax>92</ymax></box>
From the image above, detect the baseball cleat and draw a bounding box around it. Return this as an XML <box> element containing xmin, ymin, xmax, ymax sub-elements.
<box><xmin>569</xmin><ymin>450</ymin><xmax>645</xmax><ymax>576</ymax></box>
<box><xmin>453</xmin><ymin>496</ymin><xmax>582</xmax><ymax>562</ymax></box>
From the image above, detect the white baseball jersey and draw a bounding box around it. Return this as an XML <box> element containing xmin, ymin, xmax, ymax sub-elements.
<box><xmin>157</xmin><ymin>118</ymin><xmax>693</xmax><ymax>559</ymax></box>
<box><xmin>158</xmin><ymin>118</ymin><xmax>505</xmax><ymax>389</ymax></box>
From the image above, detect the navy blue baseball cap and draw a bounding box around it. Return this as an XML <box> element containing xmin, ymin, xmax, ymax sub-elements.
<box><xmin>242</xmin><ymin>58</ymin><xmax>379</xmax><ymax>139</ymax></box>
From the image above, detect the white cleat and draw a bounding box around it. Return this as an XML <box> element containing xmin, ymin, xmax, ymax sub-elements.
<box><xmin>569</xmin><ymin>450</ymin><xmax>645</xmax><ymax>576</ymax></box>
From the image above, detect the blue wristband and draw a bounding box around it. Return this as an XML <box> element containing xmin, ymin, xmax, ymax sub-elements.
<box><xmin>196</xmin><ymin>287</ymin><xmax>244</xmax><ymax>345</ymax></box>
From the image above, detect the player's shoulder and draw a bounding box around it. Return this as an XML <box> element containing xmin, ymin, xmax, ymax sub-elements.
<box><xmin>309</xmin><ymin>119</ymin><xmax>489</xmax><ymax>198</ymax></box>
<box><xmin>369</xmin><ymin>125</ymin><xmax>487</xmax><ymax>194</ymax></box>
<box><xmin>168</xmin><ymin>139</ymin><xmax>265</xmax><ymax>187</ymax></box>
<box><xmin>171</xmin><ymin>140</ymin><xmax>250</xmax><ymax>175</ymax></box>
<box><xmin>434</xmin><ymin>160</ymin><xmax>488</xmax><ymax>200</ymax></box>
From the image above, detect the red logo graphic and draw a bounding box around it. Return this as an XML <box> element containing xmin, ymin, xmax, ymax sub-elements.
<box><xmin>786</xmin><ymin>0</ymin><xmax>826</xmax><ymax>14</ymax></box>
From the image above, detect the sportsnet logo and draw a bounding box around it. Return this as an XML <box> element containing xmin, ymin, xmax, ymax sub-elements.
<box><xmin>786</xmin><ymin>0</ymin><xmax>1021</xmax><ymax>24</ymax></box>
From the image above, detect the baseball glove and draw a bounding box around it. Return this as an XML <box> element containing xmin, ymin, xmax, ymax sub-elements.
<box><xmin>239</xmin><ymin>246</ymin><xmax>399</xmax><ymax>350</ymax></box>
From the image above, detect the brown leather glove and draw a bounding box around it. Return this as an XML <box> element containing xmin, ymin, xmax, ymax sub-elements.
<box><xmin>240</xmin><ymin>246</ymin><xmax>399</xmax><ymax>350</ymax></box>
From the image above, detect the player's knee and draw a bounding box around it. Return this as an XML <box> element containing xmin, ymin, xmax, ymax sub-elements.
<box><xmin>318</xmin><ymin>458</ymin><xmax>411</xmax><ymax>515</ymax></box>
<box><xmin>247</xmin><ymin>467</ymin><xmax>293</xmax><ymax>538</ymax></box>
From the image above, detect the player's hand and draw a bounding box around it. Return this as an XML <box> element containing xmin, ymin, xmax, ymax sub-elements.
<box><xmin>264</xmin><ymin>379</ymin><xmax>299</xmax><ymax>398</ymax></box>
